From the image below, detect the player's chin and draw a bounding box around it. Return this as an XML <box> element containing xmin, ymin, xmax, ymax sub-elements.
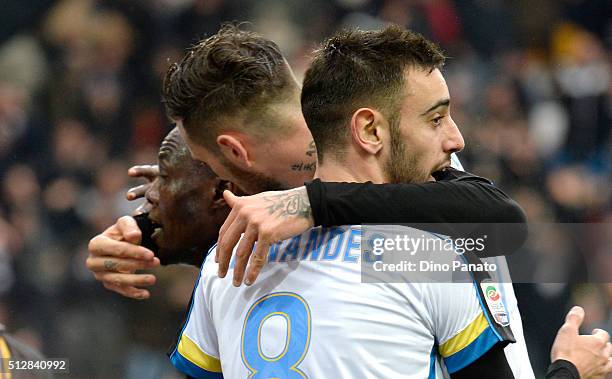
<box><xmin>426</xmin><ymin>169</ymin><xmax>439</xmax><ymax>182</ymax></box>
<box><xmin>151</xmin><ymin>227</ymin><xmax>165</xmax><ymax>248</ymax></box>
<box><xmin>429</xmin><ymin>164</ymin><xmax>450</xmax><ymax>181</ymax></box>
<box><xmin>153</xmin><ymin>229</ymin><xmax>187</xmax><ymax>256</ymax></box>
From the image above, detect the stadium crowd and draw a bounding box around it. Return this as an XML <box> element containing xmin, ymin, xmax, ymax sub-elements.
<box><xmin>0</xmin><ymin>0</ymin><xmax>609</xmax><ymax>377</ymax></box>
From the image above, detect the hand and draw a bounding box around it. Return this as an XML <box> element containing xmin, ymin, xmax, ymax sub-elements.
<box><xmin>125</xmin><ymin>165</ymin><xmax>159</xmax><ymax>214</ymax></box>
<box><xmin>86</xmin><ymin>216</ymin><xmax>160</xmax><ymax>299</ymax></box>
<box><xmin>551</xmin><ymin>306</ymin><xmax>612</xmax><ymax>378</ymax></box>
<box><xmin>217</xmin><ymin>187</ymin><xmax>314</xmax><ymax>287</ymax></box>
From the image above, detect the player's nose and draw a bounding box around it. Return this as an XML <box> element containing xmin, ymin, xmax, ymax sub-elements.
<box><xmin>443</xmin><ymin>117</ymin><xmax>465</xmax><ymax>154</ymax></box>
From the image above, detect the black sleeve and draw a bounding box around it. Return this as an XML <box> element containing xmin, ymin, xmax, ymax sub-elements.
<box><xmin>545</xmin><ymin>360</ymin><xmax>580</xmax><ymax>379</ymax></box>
<box><xmin>305</xmin><ymin>168</ymin><xmax>528</xmax><ymax>257</ymax></box>
<box><xmin>450</xmin><ymin>343</ymin><xmax>515</xmax><ymax>379</ymax></box>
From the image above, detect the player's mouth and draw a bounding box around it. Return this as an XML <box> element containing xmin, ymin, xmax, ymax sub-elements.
<box><xmin>148</xmin><ymin>215</ymin><xmax>164</xmax><ymax>243</ymax></box>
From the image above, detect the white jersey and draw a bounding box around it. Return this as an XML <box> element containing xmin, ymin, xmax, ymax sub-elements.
<box><xmin>170</xmin><ymin>225</ymin><xmax>534</xmax><ymax>378</ymax></box>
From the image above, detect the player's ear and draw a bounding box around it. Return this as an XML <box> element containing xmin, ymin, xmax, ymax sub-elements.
<box><xmin>211</xmin><ymin>179</ymin><xmax>237</xmax><ymax>209</ymax></box>
<box><xmin>216</xmin><ymin>134</ymin><xmax>252</xmax><ymax>169</ymax></box>
<box><xmin>350</xmin><ymin>108</ymin><xmax>383</xmax><ymax>155</ymax></box>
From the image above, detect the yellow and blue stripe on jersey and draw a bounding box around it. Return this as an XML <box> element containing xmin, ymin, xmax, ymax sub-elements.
<box><xmin>170</xmin><ymin>245</ymin><xmax>224</xmax><ymax>379</ymax></box>
<box><xmin>438</xmin><ymin>311</ymin><xmax>503</xmax><ymax>373</ymax></box>
<box><xmin>171</xmin><ymin>334</ymin><xmax>223</xmax><ymax>379</ymax></box>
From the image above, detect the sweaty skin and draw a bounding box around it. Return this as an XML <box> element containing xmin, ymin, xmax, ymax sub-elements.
<box><xmin>86</xmin><ymin>128</ymin><xmax>230</xmax><ymax>299</ymax></box>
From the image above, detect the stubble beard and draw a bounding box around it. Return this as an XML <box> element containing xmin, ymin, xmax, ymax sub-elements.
<box><xmin>384</xmin><ymin>118</ymin><xmax>428</xmax><ymax>184</ymax></box>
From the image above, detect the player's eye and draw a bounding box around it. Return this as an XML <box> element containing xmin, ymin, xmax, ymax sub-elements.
<box><xmin>431</xmin><ymin>115</ymin><xmax>445</xmax><ymax>127</ymax></box>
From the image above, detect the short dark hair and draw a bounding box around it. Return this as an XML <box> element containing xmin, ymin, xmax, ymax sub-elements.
<box><xmin>163</xmin><ymin>23</ymin><xmax>298</xmax><ymax>148</ymax></box>
<box><xmin>301</xmin><ymin>25</ymin><xmax>446</xmax><ymax>161</ymax></box>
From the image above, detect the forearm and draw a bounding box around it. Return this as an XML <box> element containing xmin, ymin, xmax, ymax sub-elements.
<box><xmin>305</xmin><ymin>169</ymin><xmax>527</xmax><ymax>256</ymax></box>
<box><xmin>306</xmin><ymin>169</ymin><xmax>524</xmax><ymax>225</ymax></box>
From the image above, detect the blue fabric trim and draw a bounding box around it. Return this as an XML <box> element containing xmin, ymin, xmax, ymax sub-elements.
<box><xmin>169</xmin><ymin>250</ymin><xmax>209</xmax><ymax>362</ymax></box>
<box><xmin>428</xmin><ymin>343</ymin><xmax>437</xmax><ymax>379</ymax></box>
<box><xmin>443</xmin><ymin>326</ymin><xmax>501</xmax><ymax>373</ymax></box>
<box><xmin>170</xmin><ymin>350</ymin><xmax>223</xmax><ymax>379</ymax></box>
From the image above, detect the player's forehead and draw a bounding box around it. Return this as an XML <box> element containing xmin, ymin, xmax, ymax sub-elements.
<box><xmin>158</xmin><ymin>128</ymin><xmax>188</xmax><ymax>165</ymax></box>
<box><xmin>402</xmin><ymin>67</ymin><xmax>449</xmax><ymax>114</ymax></box>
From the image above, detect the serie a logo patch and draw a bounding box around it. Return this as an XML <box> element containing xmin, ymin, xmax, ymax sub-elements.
<box><xmin>480</xmin><ymin>281</ymin><xmax>510</xmax><ymax>327</ymax></box>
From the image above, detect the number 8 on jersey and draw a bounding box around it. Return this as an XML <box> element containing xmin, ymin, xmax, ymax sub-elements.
<box><xmin>241</xmin><ymin>292</ymin><xmax>312</xmax><ymax>378</ymax></box>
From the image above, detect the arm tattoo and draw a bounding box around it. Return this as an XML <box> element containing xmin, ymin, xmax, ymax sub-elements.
<box><xmin>264</xmin><ymin>191</ymin><xmax>312</xmax><ymax>220</ymax></box>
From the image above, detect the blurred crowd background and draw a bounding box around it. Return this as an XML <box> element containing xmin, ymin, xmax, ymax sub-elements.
<box><xmin>0</xmin><ymin>0</ymin><xmax>610</xmax><ymax>377</ymax></box>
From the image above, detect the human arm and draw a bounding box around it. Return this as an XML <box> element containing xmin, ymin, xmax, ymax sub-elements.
<box><xmin>305</xmin><ymin>169</ymin><xmax>527</xmax><ymax>258</ymax></box>
<box><xmin>217</xmin><ymin>169</ymin><xmax>527</xmax><ymax>286</ymax></box>
<box><xmin>307</xmin><ymin>168</ymin><xmax>525</xmax><ymax>226</ymax></box>
<box><xmin>547</xmin><ymin>306</ymin><xmax>612</xmax><ymax>379</ymax></box>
